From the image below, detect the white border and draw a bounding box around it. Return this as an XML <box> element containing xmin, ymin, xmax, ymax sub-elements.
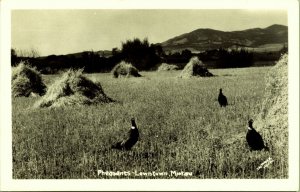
<box><xmin>1</xmin><ymin>0</ymin><xmax>299</xmax><ymax>191</ymax></box>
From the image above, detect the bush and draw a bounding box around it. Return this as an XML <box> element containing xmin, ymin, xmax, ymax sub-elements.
<box><xmin>157</xmin><ymin>63</ymin><xmax>179</xmax><ymax>71</ymax></box>
<box><xmin>12</xmin><ymin>61</ymin><xmax>46</xmax><ymax>97</ymax></box>
<box><xmin>111</xmin><ymin>61</ymin><xmax>141</xmax><ymax>78</ymax></box>
<box><xmin>34</xmin><ymin>69</ymin><xmax>114</xmax><ymax>108</ymax></box>
<box><xmin>178</xmin><ymin>57</ymin><xmax>213</xmax><ymax>78</ymax></box>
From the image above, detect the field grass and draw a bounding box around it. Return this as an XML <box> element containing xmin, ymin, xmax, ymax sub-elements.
<box><xmin>12</xmin><ymin>66</ymin><xmax>288</xmax><ymax>179</ymax></box>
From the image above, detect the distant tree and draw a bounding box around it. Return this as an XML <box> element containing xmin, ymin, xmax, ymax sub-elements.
<box><xmin>162</xmin><ymin>50</ymin><xmax>191</xmax><ymax>64</ymax></box>
<box><xmin>181</xmin><ymin>49</ymin><xmax>192</xmax><ymax>59</ymax></box>
<box><xmin>112</xmin><ymin>47</ymin><xmax>120</xmax><ymax>56</ymax></box>
<box><xmin>82</xmin><ymin>51</ymin><xmax>98</xmax><ymax>72</ymax></box>
<box><xmin>216</xmin><ymin>48</ymin><xmax>253</xmax><ymax>68</ymax></box>
<box><xmin>11</xmin><ymin>48</ymin><xmax>18</xmax><ymax>66</ymax></box>
<box><xmin>120</xmin><ymin>38</ymin><xmax>161</xmax><ymax>70</ymax></box>
<box><xmin>150</xmin><ymin>44</ymin><xmax>164</xmax><ymax>57</ymax></box>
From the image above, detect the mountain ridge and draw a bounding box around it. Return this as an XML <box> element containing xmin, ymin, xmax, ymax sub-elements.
<box><xmin>160</xmin><ymin>24</ymin><xmax>288</xmax><ymax>53</ymax></box>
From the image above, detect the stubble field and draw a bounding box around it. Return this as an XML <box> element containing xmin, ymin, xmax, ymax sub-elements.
<box><xmin>12</xmin><ymin>66</ymin><xmax>288</xmax><ymax>179</ymax></box>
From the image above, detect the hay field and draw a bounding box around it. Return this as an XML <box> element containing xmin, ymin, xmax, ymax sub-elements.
<box><xmin>12</xmin><ymin>66</ymin><xmax>288</xmax><ymax>179</ymax></box>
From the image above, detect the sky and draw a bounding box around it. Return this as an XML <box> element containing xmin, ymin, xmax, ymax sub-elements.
<box><xmin>11</xmin><ymin>9</ymin><xmax>288</xmax><ymax>56</ymax></box>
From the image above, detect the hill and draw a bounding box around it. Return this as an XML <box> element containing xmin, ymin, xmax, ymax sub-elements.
<box><xmin>160</xmin><ymin>24</ymin><xmax>288</xmax><ymax>53</ymax></box>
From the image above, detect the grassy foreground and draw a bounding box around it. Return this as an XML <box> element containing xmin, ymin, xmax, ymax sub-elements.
<box><xmin>12</xmin><ymin>67</ymin><xmax>288</xmax><ymax>179</ymax></box>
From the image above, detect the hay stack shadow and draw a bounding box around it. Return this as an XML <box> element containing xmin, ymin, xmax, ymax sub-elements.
<box><xmin>12</xmin><ymin>61</ymin><xmax>47</xmax><ymax>97</ymax></box>
<box><xmin>178</xmin><ymin>57</ymin><xmax>213</xmax><ymax>78</ymax></box>
<box><xmin>111</xmin><ymin>61</ymin><xmax>141</xmax><ymax>78</ymax></box>
<box><xmin>34</xmin><ymin>69</ymin><xmax>114</xmax><ymax>108</ymax></box>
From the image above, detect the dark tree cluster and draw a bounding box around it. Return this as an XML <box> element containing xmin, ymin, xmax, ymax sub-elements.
<box><xmin>120</xmin><ymin>38</ymin><xmax>161</xmax><ymax>70</ymax></box>
<box><xmin>162</xmin><ymin>48</ymin><xmax>254</xmax><ymax>69</ymax></box>
<box><xmin>162</xmin><ymin>49</ymin><xmax>192</xmax><ymax>67</ymax></box>
<box><xmin>12</xmin><ymin>50</ymin><xmax>121</xmax><ymax>74</ymax></box>
<box><xmin>196</xmin><ymin>48</ymin><xmax>254</xmax><ymax>68</ymax></box>
<box><xmin>11</xmin><ymin>38</ymin><xmax>287</xmax><ymax>74</ymax></box>
<box><xmin>11</xmin><ymin>49</ymin><xmax>19</xmax><ymax>66</ymax></box>
<box><xmin>214</xmin><ymin>48</ymin><xmax>254</xmax><ymax>68</ymax></box>
<box><xmin>11</xmin><ymin>38</ymin><xmax>162</xmax><ymax>74</ymax></box>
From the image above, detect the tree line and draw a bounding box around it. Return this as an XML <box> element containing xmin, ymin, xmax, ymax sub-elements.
<box><xmin>11</xmin><ymin>38</ymin><xmax>287</xmax><ymax>74</ymax></box>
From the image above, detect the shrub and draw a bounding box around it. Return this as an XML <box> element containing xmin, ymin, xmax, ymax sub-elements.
<box><xmin>12</xmin><ymin>61</ymin><xmax>46</xmax><ymax>97</ymax></box>
<box><xmin>178</xmin><ymin>57</ymin><xmax>213</xmax><ymax>78</ymax></box>
<box><xmin>111</xmin><ymin>61</ymin><xmax>141</xmax><ymax>78</ymax></box>
<box><xmin>157</xmin><ymin>63</ymin><xmax>179</xmax><ymax>71</ymax></box>
<box><xmin>34</xmin><ymin>69</ymin><xmax>114</xmax><ymax>108</ymax></box>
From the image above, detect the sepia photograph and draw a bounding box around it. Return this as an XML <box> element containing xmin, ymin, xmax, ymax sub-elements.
<box><xmin>0</xmin><ymin>0</ymin><xmax>299</xmax><ymax>191</ymax></box>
